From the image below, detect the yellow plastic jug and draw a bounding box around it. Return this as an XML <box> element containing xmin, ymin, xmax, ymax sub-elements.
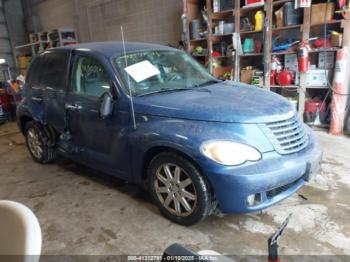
<box><xmin>255</xmin><ymin>11</ymin><xmax>264</xmax><ymax>31</ymax></box>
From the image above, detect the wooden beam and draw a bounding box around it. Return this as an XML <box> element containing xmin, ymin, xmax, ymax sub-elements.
<box><xmin>263</xmin><ymin>0</ymin><xmax>273</xmax><ymax>89</ymax></box>
<box><xmin>298</xmin><ymin>6</ymin><xmax>311</xmax><ymax>118</ymax></box>
<box><xmin>206</xmin><ymin>0</ymin><xmax>213</xmax><ymax>73</ymax></box>
<box><xmin>234</xmin><ymin>0</ymin><xmax>241</xmax><ymax>81</ymax></box>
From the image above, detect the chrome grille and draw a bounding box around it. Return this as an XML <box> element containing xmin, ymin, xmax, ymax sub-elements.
<box><xmin>260</xmin><ymin>114</ymin><xmax>309</xmax><ymax>155</ymax></box>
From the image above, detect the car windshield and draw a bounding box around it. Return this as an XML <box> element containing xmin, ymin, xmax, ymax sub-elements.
<box><xmin>113</xmin><ymin>50</ymin><xmax>217</xmax><ymax>96</ymax></box>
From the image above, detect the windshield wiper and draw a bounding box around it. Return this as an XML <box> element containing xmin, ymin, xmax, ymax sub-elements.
<box><xmin>136</xmin><ymin>80</ymin><xmax>221</xmax><ymax>97</ymax></box>
<box><xmin>193</xmin><ymin>79</ymin><xmax>221</xmax><ymax>88</ymax></box>
<box><xmin>137</xmin><ymin>88</ymin><xmax>194</xmax><ymax>97</ymax></box>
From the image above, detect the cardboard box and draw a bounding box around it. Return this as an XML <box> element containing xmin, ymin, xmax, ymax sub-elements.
<box><xmin>311</xmin><ymin>3</ymin><xmax>335</xmax><ymax>25</ymax></box>
<box><xmin>331</xmin><ymin>33</ymin><xmax>343</xmax><ymax>47</ymax></box>
<box><xmin>275</xmin><ymin>7</ymin><xmax>284</xmax><ymax>28</ymax></box>
<box><xmin>240</xmin><ymin>68</ymin><xmax>256</xmax><ymax>84</ymax></box>
<box><xmin>305</xmin><ymin>69</ymin><xmax>329</xmax><ymax>87</ymax></box>
<box><xmin>284</xmin><ymin>54</ymin><xmax>298</xmax><ymax>71</ymax></box>
<box><xmin>318</xmin><ymin>52</ymin><xmax>335</xmax><ymax>69</ymax></box>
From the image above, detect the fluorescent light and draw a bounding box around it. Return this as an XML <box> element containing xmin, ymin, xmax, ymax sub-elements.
<box><xmin>0</xmin><ymin>59</ymin><xmax>6</xmax><ymax>64</ymax></box>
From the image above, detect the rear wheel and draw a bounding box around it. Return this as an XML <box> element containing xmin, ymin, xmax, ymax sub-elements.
<box><xmin>148</xmin><ymin>152</ymin><xmax>212</xmax><ymax>225</ymax></box>
<box><xmin>25</xmin><ymin>122</ymin><xmax>56</xmax><ymax>164</ymax></box>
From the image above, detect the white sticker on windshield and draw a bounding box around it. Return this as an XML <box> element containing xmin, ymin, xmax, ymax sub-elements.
<box><xmin>124</xmin><ymin>60</ymin><xmax>160</xmax><ymax>83</ymax></box>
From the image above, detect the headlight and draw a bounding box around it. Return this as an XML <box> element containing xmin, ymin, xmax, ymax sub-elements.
<box><xmin>201</xmin><ymin>140</ymin><xmax>262</xmax><ymax>166</ymax></box>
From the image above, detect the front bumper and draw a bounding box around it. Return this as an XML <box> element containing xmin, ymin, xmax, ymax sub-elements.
<box><xmin>204</xmin><ymin>134</ymin><xmax>322</xmax><ymax>213</ymax></box>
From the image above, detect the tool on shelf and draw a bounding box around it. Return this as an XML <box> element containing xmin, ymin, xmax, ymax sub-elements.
<box><xmin>240</xmin><ymin>17</ymin><xmax>253</xmax><ymax>32</ymax></box>
<box><xmin>272</xmin><ymin>39</ymin><xmax>300</xmax><ymax>52</ymax></box>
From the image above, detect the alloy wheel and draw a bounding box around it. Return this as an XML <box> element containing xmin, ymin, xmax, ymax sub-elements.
<box><xmin>27</xmin><ymin>128</ymin><xmax>43</xmax><ymax>160</ymax></box>
<box><xmin>154</xmin><ymin>163</ymin><xmax>197</xmax><ymax>217</ymax></box>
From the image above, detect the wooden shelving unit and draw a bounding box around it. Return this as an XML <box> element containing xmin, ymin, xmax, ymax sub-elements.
<box><xmin>14</xmin><ymin>28</ymin><xmax>79</xmax><ymax>74</ymax></box>
<box><xmin>240</xmin><ymin>53</ymin><xmax>263</xmax><ymax>56</ymax></box>
<box><xmin>184</xmin><ymin>0</ymin><xmax>350</xmax><ymax>122</ymax></box>
<box><xmin>272</xmin><ymin>24</ymin><xmax>302</xmax><ymax>31</ymax></box>
<box><xmin>272</xmin><ymin>0</ymin><xmax>292</xmax><ymax>6</ymax></box>
<box><xmin>240</xmin><ymin>30</ymin><xmax>263</xmax><ymax>35</ymax></box>
<box><xmin>17</xmin><ymin>28</ymin><xmax>79</xmax><ymax>57</ymax></box>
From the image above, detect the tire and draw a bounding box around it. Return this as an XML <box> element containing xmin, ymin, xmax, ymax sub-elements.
<box><xmin>148</xmin><ymin>152</ymin><xmax>212</xmax><ymax>225</ymax></box>
<box><xmin>25</xmin><ymin>121</ymin><xmax>56</xmax><ymax>164</ymax></box>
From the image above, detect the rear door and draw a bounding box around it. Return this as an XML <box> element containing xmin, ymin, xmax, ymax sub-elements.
<box><xmin>25</xmin><ymin>55</ymin><xmax>45</xmax><ymax>112</ymax></box>
<box><xmin>40</xmin><ymin>51</ymin><xmax>70</xmax><ymax>134</ymax></box>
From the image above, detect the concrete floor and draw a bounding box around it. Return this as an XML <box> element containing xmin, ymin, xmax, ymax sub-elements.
<box><xmin>0</xmin><ymin>122</ymin><xmax>350</xmax><ymax>256</ymax></box>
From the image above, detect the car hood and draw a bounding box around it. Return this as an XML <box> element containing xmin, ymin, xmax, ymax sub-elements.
<box><xmin>133</xmin><ymin>81</ymin><xmax>295</xmax><ymax>123</ymax></box>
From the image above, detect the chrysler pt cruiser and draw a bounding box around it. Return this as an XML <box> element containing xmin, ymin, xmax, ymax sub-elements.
<box><xmin>17</xmin><ymin>42</ymin><xmax>322</xmax><ymax>225</ymax></box>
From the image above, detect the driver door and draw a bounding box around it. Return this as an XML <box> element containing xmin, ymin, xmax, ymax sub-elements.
<box><xmin>65</xmin><ymin>54</ymin><xmax>127</xmax><ymax>177</ymax></box>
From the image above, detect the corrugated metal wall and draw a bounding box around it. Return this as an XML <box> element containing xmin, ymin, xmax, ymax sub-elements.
<box><xmin>24</xmin><ymin>0</ymin><xmax>182</xmax><ymax>45</ymax></box>
<box><xmin>0</xmin><ymin>0</ymin><xmax>14</xmax><ymax>81</ymax></box>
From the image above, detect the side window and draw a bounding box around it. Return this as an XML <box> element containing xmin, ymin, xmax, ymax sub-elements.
<box><xmin>41</xmin><ymin>52</ymin><xmax>69</xmax><ymax>90</ymax></box>
<box><xmin>72</xmin><ymin>56</ymin><xmax>111</xmax><ymax>97</ymax></box>
<box><xmin>26</xmin><ymin>56</ymin><xmax>43</xmax><ymax>86</ymax></box>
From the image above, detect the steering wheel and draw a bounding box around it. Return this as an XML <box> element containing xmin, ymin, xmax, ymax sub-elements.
<box><xmin>168</xmin><ymin>74</ymin><xmax>182</xmax><ymax>82</ymax></box>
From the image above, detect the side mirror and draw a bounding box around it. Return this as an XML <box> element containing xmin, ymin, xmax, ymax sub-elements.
<box><xmin>100</xmin><ymin>92</ymin><xmax>113</xmax><ymax>119</ymax></box>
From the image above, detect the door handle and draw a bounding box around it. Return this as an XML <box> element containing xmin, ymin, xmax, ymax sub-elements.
<box><xmin>32</xmin><ymin>97</ymin><xmax>43</xmax><ymax>102</ymax></box>
<box><xmin>65</xmin><ymin>103</ymin><xmax>82</xmax><ymax>111</ymax></box>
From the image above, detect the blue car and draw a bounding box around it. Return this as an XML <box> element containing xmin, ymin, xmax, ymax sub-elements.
<box><xmin>17</xmin><ymin>42</ymin><xmax>322</xmax><ymax>225</ymax></box>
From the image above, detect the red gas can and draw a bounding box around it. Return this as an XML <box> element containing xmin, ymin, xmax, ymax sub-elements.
<box><xmin>304</xmin><ymin>99</ymin><xmax>327</xmax><ymax>124</ymax></box>
<box><xmin>276</xmin><ymin>69</ymin><xmax>294</xmax><ymax>86</ymax></box>
<box><xmin>305</xmin><ymin>99</ymin><xmax>326</xmax><ymax>113</ymax></box>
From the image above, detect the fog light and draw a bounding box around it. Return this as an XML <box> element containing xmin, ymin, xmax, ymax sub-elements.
<box><xmin>247</xmin><ymin>193</ymin><xmax>262</xmax><ymax>207</ymax></box>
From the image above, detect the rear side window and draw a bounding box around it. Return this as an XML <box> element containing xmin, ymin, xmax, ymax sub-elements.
<box><xmin>41</xmin><ymin>52</ymin><xmax>70</xmax><ymax>90</ymax></box>
<box><xmin>26</xmin><ymin>56</ymin><xmax>43</xmax><ymax>86</ymax></box>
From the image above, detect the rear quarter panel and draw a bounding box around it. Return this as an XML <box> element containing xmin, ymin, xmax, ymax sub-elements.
<box><xmin>17</xmin><ymin>95</ymin><xmax>45</xmax><ymax>132</ymax></box>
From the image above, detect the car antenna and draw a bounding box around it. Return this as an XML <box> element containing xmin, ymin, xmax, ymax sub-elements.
<box><xmin>121</xmin><ymin>26</ymin><xmax>137</xmax><ymax>130</ymax></box>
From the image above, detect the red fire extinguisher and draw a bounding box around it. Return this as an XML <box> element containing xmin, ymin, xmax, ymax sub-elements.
<box><xmin>270</xmin><ymin>56</ymin><xmax>279</xmax><ymax>85</ymax></box>
<box><xmin>297</xmin><ymin>42</ymin><xmax>309</xmax><ymax>73</ymax></box>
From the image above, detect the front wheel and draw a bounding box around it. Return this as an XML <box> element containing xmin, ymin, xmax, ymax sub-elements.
<box><xmin>148</xmin><ymin>152</ymin><xmax>212</xmax><ymax>225</ymax></box>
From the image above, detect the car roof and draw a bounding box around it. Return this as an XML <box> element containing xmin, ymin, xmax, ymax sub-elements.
<box><xmin>50</xmin><ymin>41</ymin><xmax>178</xmax><ymax>58</ymax></box>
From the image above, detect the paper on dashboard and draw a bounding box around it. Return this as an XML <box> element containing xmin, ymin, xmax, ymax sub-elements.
<box><xmin>124</xmin><ymin>60</ymin><xmax>160</xmax><ymax>83</ymax></box>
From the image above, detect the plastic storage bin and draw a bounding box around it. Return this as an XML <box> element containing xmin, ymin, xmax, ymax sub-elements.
<box><xmin>283</xmin><ymin>2</ymin><xmax>302</xmax><ymax>26</ymax></box>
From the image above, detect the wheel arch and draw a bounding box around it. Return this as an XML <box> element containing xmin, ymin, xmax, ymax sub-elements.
<box><xmin>19</xmin><ymin>115</ymin><xmax>34</xmax><ymax>134</ymax></box>
<box><xmin>19</xmin><ymin>115</ymin><xmax>57</xmax><ymax>146</ymax></box>
<box><xmin>141</xmin><ymin>146</ymin><xmax>214</xmax><ymax>194</ymax></box>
